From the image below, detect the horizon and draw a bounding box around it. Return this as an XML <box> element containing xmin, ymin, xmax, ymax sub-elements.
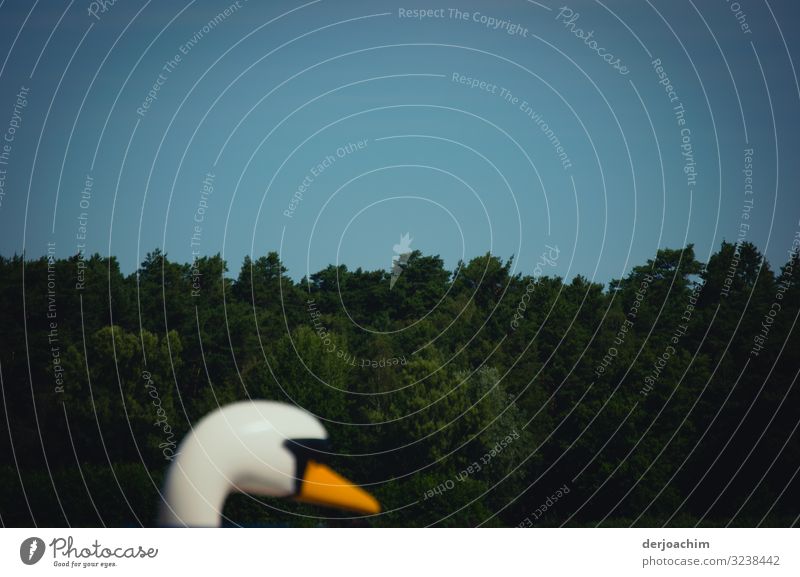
<box><xmin>2</xmin><ymin>238</ymin><xmax>785</xmax><ymax>288</ymax></box>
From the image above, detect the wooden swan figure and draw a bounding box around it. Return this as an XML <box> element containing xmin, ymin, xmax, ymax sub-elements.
<box><xmin>159</xmin><ymin>401</ymin><xmax>380</xmax><ymax>527</ymax></box>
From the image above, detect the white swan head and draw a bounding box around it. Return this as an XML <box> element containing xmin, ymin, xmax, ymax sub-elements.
<box><xmin>159</xmin><ymin>401</ymin><xmax>380</xmax><ymax>527</ymax></box>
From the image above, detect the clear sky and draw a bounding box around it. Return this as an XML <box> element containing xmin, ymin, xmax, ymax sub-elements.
<box><xmin>0</xmin><ymin>0</ymin><xmax>798</xmax><ymax>284</ymax></box>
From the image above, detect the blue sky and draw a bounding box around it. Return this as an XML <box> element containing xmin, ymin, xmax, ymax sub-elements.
<box><xmin>0</xmin><ymin>0</ymin><xmax>798</xmax><ymax>284</ymax></box>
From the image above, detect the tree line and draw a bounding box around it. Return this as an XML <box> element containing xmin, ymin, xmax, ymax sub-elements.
<box><xmin>0</xmin><ymin>240</ymin><xmax>797</xmax><ymax>526</ymax></box>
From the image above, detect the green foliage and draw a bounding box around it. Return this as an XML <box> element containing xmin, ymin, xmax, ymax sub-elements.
<box><xmin>0</xmin><ymin>242</ymin><xmax>797</xmax><ymax>527</ymax></box>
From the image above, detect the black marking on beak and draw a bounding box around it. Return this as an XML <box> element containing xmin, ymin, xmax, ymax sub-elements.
<box><xmin>283</xmin><ymin>438</ymin><xmax>330</xmax><ymax>494</ymax></box>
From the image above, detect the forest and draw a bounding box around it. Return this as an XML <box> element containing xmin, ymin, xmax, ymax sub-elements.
<box><xmin>0</xmin><ymin>240</ymin><xmax>797</xmax><ymax>527</ymax></box>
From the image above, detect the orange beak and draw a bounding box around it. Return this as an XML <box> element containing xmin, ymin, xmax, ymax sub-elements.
<box><xmin>295</xmin><ymin>460</ymin><xmax>381</xmax><ymax>515</ymax></box>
